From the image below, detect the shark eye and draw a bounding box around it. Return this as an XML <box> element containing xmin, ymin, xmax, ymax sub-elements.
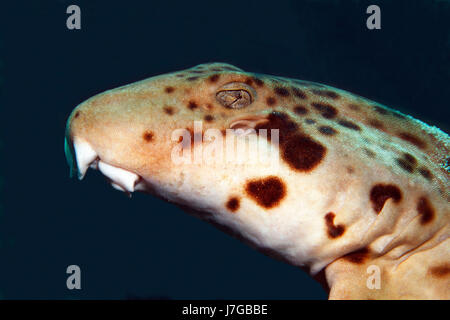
<box><xmin>216</xmin><ymin>82</ymin><xmax>256</xmax><ymax>109</ymax></box>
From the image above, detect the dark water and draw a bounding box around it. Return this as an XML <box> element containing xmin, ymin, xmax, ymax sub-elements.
<box><xmin>0</xmin><ymin>0</ymin><xmax>448</xmax><ymax>299</ymax></box>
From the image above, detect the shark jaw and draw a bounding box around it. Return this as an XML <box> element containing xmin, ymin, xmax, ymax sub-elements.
<box><xmin>65</xmin><ymin>136</ymin><xmax>142</xmax><ymax>194</ymax></box>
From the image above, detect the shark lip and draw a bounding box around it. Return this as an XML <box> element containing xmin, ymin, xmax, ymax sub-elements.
<box><xmin>65</xmin><ymin>137</ymin><xmax>141</xmax><ymax>193</ymax></box>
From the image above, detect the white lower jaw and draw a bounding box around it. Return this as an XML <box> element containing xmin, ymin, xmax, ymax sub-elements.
<box><xmin>98</xmin><ymin>160</ymin><xmax>140</xmax><ymax>193</ymax></box>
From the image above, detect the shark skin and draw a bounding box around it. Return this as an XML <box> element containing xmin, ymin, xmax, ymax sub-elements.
<box><xmin>65</xmin><ymin>63</ymin><xmax>449</xmax><ymax>300</ymax></box>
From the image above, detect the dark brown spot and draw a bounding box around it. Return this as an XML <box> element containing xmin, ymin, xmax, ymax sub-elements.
<box><xmin>373</xmin><ymin>106</ymin><xmax>388</xmax><ymax>115</ymax></box>
<box><xmin>204</xmin><ymin>114</ymin><xmax>214</xmax><ymax>122</ymax></box>
<box><xmin>293</xmin><ymin>105</ymin><xmax>308</xmax><ymax>115</ymax></box>
<box><xmin>343</xmin><ymin>247</ymin><xmax>370</xmax><ymax>264</ymax></box>
<box><xmin>418</xmin><ymin>167</ymin><xmax>433</xmax><ymax>180</ymax></box>
<box><xmin>206</xmin><ymin>104</ymin><xmax>213</xmax><ymax>110</ymax></box>
<box><xmin>398</xmin><ymin>132</ymin><xmax>426</xmax><ymax>149</ymax></box>
<box><xmin>368</xmin><ymin>119</ymin><xmax>384</xmax><ymax>130</ymax></box>
<box><xmin>311</xmin><ymin>102</ymin><xmax>338</xmax><ymax>119</ymax></box>
<box><xmin>226</xmin><ymin>197</ymin><xmax>240</xmax><ymax>212</ymax></box>
<box><xmin>429</xmin><ymin>264</ymin><xmax>450</xmax><ymax>277</ymax></box>
<box><xmin>255</xmin><ymin>112</ymin><xmax>298</xmax><ymax>142</ymax></box>
<box><xmin>190</xmin><ymin>70</ymin><xmax>205</xmax><ymax>74</ymax></box>
<box><xmin>187</xmin><ymin>76</ymin><xmax>199</xmax><ymax>81</ymax></box>
<box><xmin>337</xmin><ymin>119</ymin><xmax>361</xmax><ymax>131</ymax></box>
<box><xmin>165</xmin><ymin>86</ymin><xmax>175</xmax><ymax>93</ymax></box>
<box><xmin>143</xmin><ymin>131</ymin><xmax>154</xmax><ymax>142</ymax></box>
<box><xmin>244</xmin><ymin>78</ymin><xmax>253</xmax><ymax>86</ymax></box>
<box><xmin>325</xmin><ymin>212</ymin><xmax>345</xmax><ymax>238</ymax></box>
<box><xmin>208</xmin><ymin>74</ymin><xmax>220</xmax><ymax>83</ymax></box>
<box><xmin>291</xmin><ymin>87</ymin><xmax>307</xmax><ymax>99</ymax></box>
<box><xmin>254</xmin><ymin>112</ymin><xmax>326</xmax><ymax>172</ymax></box>
<box><xmin>245</xmin><ymin>176</ymin><xmax>286</xmax><ymax>209</ymax></box>
<box><xmin>283</xmin><ymin>136</ymin><xmax>326</xmax><ymax>171</ymax></box>
<box><xmin>311</xmin><ymin>89</ymin><xmax>340</xmax><ymax>99</ymax></box>
<box><xmin>266</xmin><ymin>96</ymin><xmax>277</xmax><ymax>106</ymax></box>
<box><xmin>252</xmin><ymin>77</ymin><xmax>264</xmax><ymax>87</ymax></box>
<box><xmin>74</xmin><ymin>111</ymin><xmax>80</xmax><ymax>118</ymax></box>
<box><xmin>164</xmin><ymin>106</ymin><xmax>175</xmax><ymax>115</ymax></box>
<box><xmin>176</xmin><ymin>74</ymin><xmax>185</xmax><ymax>77</ymax></box>
<box><xmin>274</xmin><ymin>87</ymin><xmax>290</xmax><ymax>97</ymax></box>
<box><xmin>396</xmin><ymin>158</ymin><xmax>414</xmax><ymax>173</ymax></box>
<box><xmin>318</xmin><ymin>126</ymin><xmax>337</xmax><ymax>136</ymax></box>
<box><xmin>396</xmin><ymin>152</ymin><xmax>417</xmax><ymax>173</ymax></box>
<box><xmin>364</xmin><ymin>148</ymin><xmax>376</xmax><ymax>158</ymax></box>
<box><xmin>188</xmin><ymin>101</ymin><xmax>198</xmax><ymax>110</ymax></box>
<box><xmin>417</xmin><ymin>196</ymin><xmax>434</xmax><ymax>225</ymax></box>
<box><xmin>370</xmin><ymin>184</ymin><xmax>402</xmax><ymax>214</ymax></box>
<box><xmin>402</xmin><ymin>153</ymin><xmax>417</xmax><ymax>165</ymax></box>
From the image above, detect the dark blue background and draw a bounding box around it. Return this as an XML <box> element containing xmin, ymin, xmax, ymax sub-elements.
<box><xmin>0</xmin><ymin>0</ymin><xmax>448</xmax><ymax>299</ymax></box>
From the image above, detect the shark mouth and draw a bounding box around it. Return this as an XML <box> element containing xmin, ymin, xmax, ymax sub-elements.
<box><xmin>64</xmin><ymin>137</ymin><xmax>142</xmax><ymax>194</ymax></box>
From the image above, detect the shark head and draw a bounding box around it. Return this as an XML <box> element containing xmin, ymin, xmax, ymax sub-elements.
<box><xmin>65</xmin><ymin>63</ymin><xmax>449</xmax><ymax>299</ymax></box>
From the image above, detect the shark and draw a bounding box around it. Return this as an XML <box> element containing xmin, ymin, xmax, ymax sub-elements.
<box><xmin>64</xmin><ymin>63</ymin><xmax>449</xmax><ymax>299</ymax></box>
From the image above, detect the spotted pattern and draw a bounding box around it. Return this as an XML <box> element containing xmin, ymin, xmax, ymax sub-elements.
<box><xmin>68</xmin><ymin>63</ymin><xmax>450</xmax><ymax>301</ymax></box>
<box><xmin>311</xmin><ymin>102</ymin><xmax>338</xmax><ymax>119</ymax></box>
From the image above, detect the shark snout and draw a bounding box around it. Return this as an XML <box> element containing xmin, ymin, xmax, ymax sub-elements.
<box><xmin>64</xmin><ymin>101</ymin><xmax>143</xmax><ymax>194</ymax></box>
